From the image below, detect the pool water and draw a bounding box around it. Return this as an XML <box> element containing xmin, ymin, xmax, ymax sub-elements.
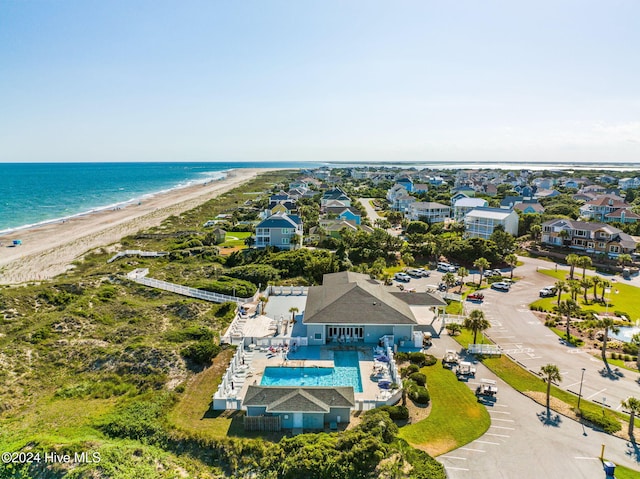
<box><xmin>260</xmin><ymin>351</ymin><xmax>363</xmax><ymax>392</ymax></box>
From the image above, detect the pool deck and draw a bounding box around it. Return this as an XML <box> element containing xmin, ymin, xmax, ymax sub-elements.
<box><xmin>229</xmin><ymin>345</ymin><xmax>391</xmax><ymax>403</ymax></box>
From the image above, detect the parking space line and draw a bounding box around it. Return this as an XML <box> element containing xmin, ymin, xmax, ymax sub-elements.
<box><xmin>586</xmin><ymin>388</ymin><xmax>607</xmax><ymax>399</ymax></box>
<box><xmin>460</xmin><ymin>447</ymin><xmax>485</xmax><ymax>453</ymax></box>
<box><xmin>574</xmin><ymin>457</ymin><xmax>599</xmax><ymax>461</ymax></box>
<box><xmin>446</xmin><ymin>467</ymin><xmax>470</xmax><ymax>471</ymax></box>
<box><xmin>491</xmin><ymin>418</ymin><xmax>515</xmax><ymax>422</ymax></box>
<box><xmin>441</xmin><ymin>456</ymin><xmax>467</xmax><ymax>461</ymax></box>
<box><xmin>485</xmin><ymin>433</ymin><xmax>510</xmax><ymax>438</ymax></box>
<box><xmin>476</xmin><ymin>440</ymin><xmax>500</xmax><ymax>445</ymax></box>
<box><xmin>490</xmin><ymin>425</ymin><xmax>515</xmax><ymax>430</ymax></box>
<box><xmin>489</xmin><ymin>410</ymin><xmax>511</xmax><ymax>415</ymax></box>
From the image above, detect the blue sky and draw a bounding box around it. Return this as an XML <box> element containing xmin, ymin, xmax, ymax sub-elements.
<box><xmin>1</xmin><ymin>0</ymin><xmax>639</xmax><ymax>163</ymax></box>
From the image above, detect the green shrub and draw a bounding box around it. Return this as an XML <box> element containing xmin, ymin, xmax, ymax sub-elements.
<box><xmin>226</xmin><ymin>264</ymin><xmax>281</xmax><ymax>287</ymax></box>
<box><xmin>197</xmin><ymin>276</ymin><xmax>257</xmax><ymax>297</ymax></box>
<box><xmin>166</xmin><ymin>326</ymin><xmax>214</xmax><ymax>343</ymax></box>
<box><xmin>394</xmin><ymin>352</ymin><xmax>408</xmax><ymax>363</ymax></box>
<box><xmin>578</xmin><ymin>409</ymin><xmax>622</xmax><ymax>434</ymax></box>
<box><xmin>400</xmin><ymin>364</ymin><xmax>419</xmax><ymax>377</ymax></box>
<box><xmin>408</xmin><ymin>352</ymin><xmax>427</xmax><ymax>366</ymax></box>
<box><xmin>409</xmin><ymin>385</ymin><xmax>430</xmax><ymax>405</ymax></box>
<box><xmin>378</xmin><ymin>405</ymin><xmax>409</xmax><ymax>420</ymax></box>
<box><xmin>623</xmin><ymin>342</ymin><xmax>639</xmax><ymax>355</ymax></box>
<box><xmin>423</xmin><ymin>354</ymin><xmax>437</xmax><ymax>366</ymax></box>
<box><xmin>99</xmin><ymin>394</ymin><xmax>174</xmax><ymax>441</ymax></box>
<box><xmin>409</xmin><ymin>372</ymin><xmax>427</xmax><ymax>387</ymax></box>
<box><xmin>181</xmin><ymin>341</ymin><xmax>221</xmax><ymax>365</ymax></box>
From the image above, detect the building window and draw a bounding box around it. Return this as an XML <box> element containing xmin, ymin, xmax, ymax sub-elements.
<box><xmin>282</xmin><ymin>238</ymin><xmax>290</xmax><ymax>244</ymax></box>
<box><xmin>610</xmin><ymin>245</ymin><xmax>620</xmax><ymax>253</ymax></box>
<box><xmin>314</xmin><ymin>333</ymin><xmax>322</xmax><ymax>340</ymax></box>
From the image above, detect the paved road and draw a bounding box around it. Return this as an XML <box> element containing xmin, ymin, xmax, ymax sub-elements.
<box><xmin>357</xmin><ymin>197</ymin><xmax>402</xmax><ymax>236</ymax></box>
<box><xmin>430</xmin><ymin>335</ymin><xmax>640</xmax><ymax>478</ymax></box>
<box><xmin>394</xmin><ymin>261</ymin><xmax>640</xmax><ymax>476</ymax></box>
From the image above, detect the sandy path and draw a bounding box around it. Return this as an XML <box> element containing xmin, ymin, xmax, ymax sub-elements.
<box><xmin>0</xmin><ymin>168</ymin><xmax>267</xmax><ymax>285</ymax></box>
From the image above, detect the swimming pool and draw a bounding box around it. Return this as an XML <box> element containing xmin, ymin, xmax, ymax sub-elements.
<box><xmin>260</xmin><ymin>351</ymin><xmax>363</xmax><ymax>392</ymax></box>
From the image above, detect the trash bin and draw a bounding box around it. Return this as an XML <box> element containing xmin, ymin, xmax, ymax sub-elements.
<box><xmin>603</xmin><ymin>461</ymin><xmax>616</xmax><ymax>476</ymax></box>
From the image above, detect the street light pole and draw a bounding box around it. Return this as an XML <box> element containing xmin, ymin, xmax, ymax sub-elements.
<box><xmin>577</xmin><ymin>367</ymin><xmax>586</xmax><ymax>410</ymax></box>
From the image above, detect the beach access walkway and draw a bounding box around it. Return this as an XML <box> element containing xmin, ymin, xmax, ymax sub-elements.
<box><xmin>107</xmin><ymin>249</ymin><xmax>169</xmax><ymax>263</ymax></box>
<box><xmin>126</xmin><ymin>268</ymin><xmax>251</xmax><ymax>305</ymax></box>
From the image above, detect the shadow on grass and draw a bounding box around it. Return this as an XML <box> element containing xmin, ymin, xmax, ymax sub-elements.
<box><xmin>536</xmin><ymin>409</ymin><xmax>562</xmax><ymax>427</ymax></box>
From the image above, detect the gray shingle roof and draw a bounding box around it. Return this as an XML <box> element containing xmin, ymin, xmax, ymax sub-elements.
<box><xmin>243</xmin><ymin>386</ymin><xmax>355</xmax><ymax>413</ymax></box>
<box><xmin>303</xmin><ymin>272</ymin><xmax>417</xmax><ymax>325</ymax></box>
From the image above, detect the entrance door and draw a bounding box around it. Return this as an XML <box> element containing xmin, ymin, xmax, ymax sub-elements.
<box><xmin>293</xmin><ymin>412</ymin><xmax>303</xmax><ymax>428</ymax></box>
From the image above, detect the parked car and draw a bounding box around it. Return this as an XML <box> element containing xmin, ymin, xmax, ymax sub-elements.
<box><xmin>437</xmin><ymin>262</ymin><xmax>457</xmax><ymax>272</ymax></box>
<box><xmin>394</xmin><ymin>272</ymin><xmax>411</xmax><ymax>282</ymax></box>
<box><xmin>539</xmin><ymin>286</ymin><xmax>557</xmax><ymax>298</ymax></box>
<box><xmin>415</xmin><ymin>268</ymin><xmax>431</xmax><ymax>277</ymax></box>
<box><xmin>491</xmin><ymin>281</ymin><xmax>511</xmax><ymax>291</ymax></box>
<box><xmin>466</xmin><ymin>292</ymin><xmax>484</xmax><ymax>302</ymax></box>
<box><xmin>406</xmin><ymin>269</ymin><xmax>424</xmax><ymax>278</ymax></box>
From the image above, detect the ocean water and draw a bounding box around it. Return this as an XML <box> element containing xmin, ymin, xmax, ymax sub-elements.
<box><xmin>0</xmin><ymin>162</ymin><xmax>306</xmax><ymax>234</ymax></box>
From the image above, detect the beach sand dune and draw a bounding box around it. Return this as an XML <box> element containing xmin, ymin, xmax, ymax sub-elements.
<box><xmin>0</xmin><ymin>168</ymin><xmax>265</xmax><ymax>285</ymax></box>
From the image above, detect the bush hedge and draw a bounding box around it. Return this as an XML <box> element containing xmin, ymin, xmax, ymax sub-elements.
<box><xmin>378</xmin><ymin>405</ymin><xmax>409</xmax><ymax>420</ymax></box>
<box><xmin>409</xmin><ymin>385</ymin><xmax>430</xmax><ymax>405</ymax></box>
<box><xmin>409</xmin><ymin>372</ymin><xmax>427</xmax><ymax>387</ymax></box>
<box><xmin>578</xmin><ymin>409</ymin><xmax>622</xmax><ymax>434</ymax></box>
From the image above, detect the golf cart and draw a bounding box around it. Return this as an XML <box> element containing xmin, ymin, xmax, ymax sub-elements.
<box><xmin>454</xmin><ymin>361</ymin><xmax>476</xmax><ymax>380</ymax></box>
<box><xmin>442</xmin><ymin>349</ymin><xmax>461</xmax><ymax>368</ymax></box>
<box><xmin>475</xmin><ymin>379</ymin><xmax>498</xmax><ymax>401</ymax></box>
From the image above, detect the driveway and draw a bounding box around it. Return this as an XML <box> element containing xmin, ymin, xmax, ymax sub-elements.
<box><xmin>357</xmin><ymin>197</ymin><xmax>402</xmax><ymax>237</ymax></box>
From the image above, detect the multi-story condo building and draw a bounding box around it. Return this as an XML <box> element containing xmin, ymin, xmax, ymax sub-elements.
<box><xmin>453</xmin><ymin>197</ymin><xmax>488</xmax><ymax>221</ymax></box>
<box><xmin>406</xmin><ymin>202</ymin><xmax>450</xmax><ymax>223</ymax></box>
<box><xmin>464</xmin><ymin>207</ymin><xmax>519</xmax><ymax>240</ymax></box>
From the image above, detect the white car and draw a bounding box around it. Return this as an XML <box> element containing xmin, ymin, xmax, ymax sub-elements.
<box><xmin>437</xmin><ymin>262</ymin><xmax>457</xmax><ymax>273</ymax></box>
<box><xmin>491</xmin><ymin>281</ymin><xmax>511</xmax><ymax>291</ymax></box>
<box><xmin>415</xmin><ymin>268</ymin><xmax>431</xmax><ymax>277</ymax></box>
<box><xmin>539</xmin><ymin>286</ymin><xmax>557</xmax><ymax>297</ymax></box>
<box><xmin>394</xmin><ymin>272</ymin><xmax>411</xmax><ymax>282</ymax></box>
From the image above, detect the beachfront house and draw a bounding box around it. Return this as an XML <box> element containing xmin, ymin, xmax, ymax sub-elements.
<box><xmin>453</xmin><ymin>197</ymin><xmax>488</xmax><ymax>221</ymax></box>
<box><xmin>255</xmin><ymin>212</ymin><xmax>303</xmax><ymax>250</ymax></box>
<box><xmin>302</xmin><ymin>272</ymin><xmax>446</xmax><ymax>346</ymax></box>
<box><xmin>406</xmin><ymin>201</ymin><xmax>450</xmax><ymax>223</ymax></box>
<box><xmin>243</xmin><ymin>386</ymin><xmax>355</xmax><ymax>430</ymax></box>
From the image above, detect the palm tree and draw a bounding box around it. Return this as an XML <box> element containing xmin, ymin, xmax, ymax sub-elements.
<box><xmin>568</xmin><ymin>280</ymin><xmax>581</xmax><ymax>302</ymax></box>
<box><xmin>600</xmin><ymin>279</ymin><xmax>612</xmax><ymax>302</ymax></box>
<box><xmin>443</xmin><ymin>272</ymin><xmax>456</xmax><ymax>290</ymax></box>
<box><xmin>540</xmin><ymin>364</ymin><xmax>562</xmax><ymax>411</ymax></box>
<box><xmin>474</xmin><ymin>257</ymin><xmax>490</xmax><ymax>287</ymax></box>
<box><xmin>457</xmin><ymin>266</ymin><xmax>468</xmax><ymax>293</ymax></box>
<box><xmin>555</xmin><ymin>279</ymin><xmax>568</xmax><ymax>308</ymax></box>
<box><xmin>599</xmin><ymin>316</ymin><xmax>620</xmax><ymax>364</ymax></box>
<box><xmin>577</xmin><ymin>255</ymin><xmax>592</xmax><ymax>280</ymax></box>
<box><xmin>566</xmin><ymin>254</ymin><xmax>579</xmax><ymax>280</ymax></box>
<box><xmin>621</xmin><ymin>397</ymin><xmax>640</xmax><ymax>440</ymax></box>
<box><xmin>530</xmin><ymin>224</ymin><xmax>542</xmax><ymax>243</ymax></box>
<box><xmin>505</xmin><ymin>253</ymin><xmax>518</xmax><ymax>280</ymax></box>
<box><xmin>289</xmin><ymin>306</ymin><xmax>299</xmax><ymax>324</ymax></box>
<box><xmin>618</xmin><ymin>253</ymin><xmax>633</xmax><ymax>268</ymax></box>
<box><xmin>580</xmin><ymin>277</ymin><xmax>593</xmax><ymax>304</ymax></box>
<box><xmin>591</xmin><ymin>276</ymin><xmax>602</xmax><ymax>302</ymax></box>
<box><xmin>558</xmin><ymin>299</ymin><xmax>579</xmax><ymax>343</ymax></box>
<box><xmin>558</xmin><ymin>229</ymin><xmax>570</xmax><ymax>246</ymax></box>
<box><xmin>463</xmin><ymin>309</ymin><xmax>490</xmax><ymax>344</ymax></box>
<box><xmin>258</xmin><ymin>295</ymin><xmax>268</xmax><ymax>314</ymax></box>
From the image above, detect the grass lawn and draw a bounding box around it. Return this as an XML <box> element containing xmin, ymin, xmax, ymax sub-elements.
<box><xmin>218</xmin><ymin>231</ymin><xmax>251</xmax><ymax>247</ymax></box>
<box><xmin>609</xmin><ymin>462</ymin><xmax>640</xmax><ymax>479</ymax></box>
<box><xmin>532</xmin><ymin>269</ymin><xmax>640</xmax><ymax>321</ymax></box>
<box><xmin>399</xmin><ymin>362</ymin><xmax>490</xmax><ymax>456</ymax></box>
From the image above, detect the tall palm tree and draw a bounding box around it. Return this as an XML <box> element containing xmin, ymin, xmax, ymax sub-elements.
<box><xmin>621</xmin><ymin>397</ymin><xmax>640</xmax><ymax>440</ymax></box>
<box><xmin>289</xmin><ymin>306</ymin><xmax>299</xmax><ymax>323</ymax></box>
<box><xmin>580</xmin><ymin>277</ymin><xmax>593</xmax><ymax>303</ymax></box>
<box><xmin>566</xmin><ymin>253</ymin><xmax>579</xmax><ymax>280</ymax></box>
<box><xmin>558</xmin><ymin>299</ymin><xmax>579</xmax><ymax>343</ymax></box>
<box><xmin>555</xmin><ymin>279</ymin><xmax>568</xmax><ymax>308</ymax></box>
<box><xmin>567</xmin><ymin>279</ymin><xmax>581</xmax><ymax>301</ymax></box>
<box><xmin>577</xmin><ymin>255</ymin><xmax>592</xmax><ymax>280</ymax></box>
<box><xmin>600</xmin><ymin>279</ymin><xmax>612</xmax><ymax>302</ymax></box>
<box><xmin>591</xmin><ymin>276</ymin><xmax>602</xmax><ymax>302</ymax></box>
<box><xmin>505</xmin><ymin>253</ymin><xmax>518</xmax><ymax>280</ymax></box>
<box><xmin>463</xmin><ymin>309</ymin><xmax>491</xmax><ymax>344</ymax></box>
<box><xmin>599</xmin><ymin>316</ymin><xmax>620</xmax><ymax>364</ymax></box>
<box><xmin>540</xmin><ymin>364</ymin><xmax>562</xmax><ymax>411</ymax></box>
<box><xmin>474</xmin><ymin>257</ymin><xmax>490</xmax><ymax>287</ymax></box>
<box><xmin>457</xmin><ymin>266</ymin><xmax>468</xmax><ymax>293</ymax></box>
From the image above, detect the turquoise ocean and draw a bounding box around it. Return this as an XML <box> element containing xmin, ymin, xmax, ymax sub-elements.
<box><xmin>0</xmin><ymin>162</ymin><xmax>310</xmax><ymax>234</ymax></box>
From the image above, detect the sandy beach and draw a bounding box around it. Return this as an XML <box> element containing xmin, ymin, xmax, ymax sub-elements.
<box><xmin>0</xmin><ymin>168</ymin><xmax>267</xmax><ymax>285</ymax></box>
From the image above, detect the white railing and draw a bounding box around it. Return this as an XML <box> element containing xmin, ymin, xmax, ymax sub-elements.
<box><xmin>128</xmin><ymin>270</ymin><xmax>252</xmax><ymax>305</ymax></box>
<box><xmin>108</xmin><ymin>250</ymin><xmax>168</xmax><ymax>263</ymax></box>
<box><xmin>467</xmin><ymin>344</ymin><xmax>502</xmax><ymax>356</ymax></box>
<box><xmin>442</xmin><ymin>313</ymin><xmax>466</xmax><ymax>325</ymax></box>
<box><xmin>268</xmin><ymin>285</ymin><xmax>309</xmax><ymax>296</ymax></box>
<box><xmin>213</xmin><ymin>339</ymin><xmax>252</xmax><ymax>410</ymax></box>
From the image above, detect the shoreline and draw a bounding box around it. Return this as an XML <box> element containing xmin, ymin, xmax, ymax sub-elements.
<box><xmin>0</xmin><ymin>172</ymin><xmax>228</xmax><ymax>236</ymax></box>
<box><xmin>0</xmin><ymin>168</ymin><xmax>270</xmax><ymax>285</ymax></box>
